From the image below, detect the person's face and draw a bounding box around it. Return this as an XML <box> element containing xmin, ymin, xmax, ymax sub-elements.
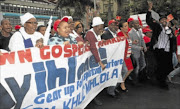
<box><xmin>76</xmin><ymin>23</ymin><xmax>83</xmax><ymax>35</ymax></box>
<box><xmin>115</xmin><ymin>22</ymin><xmax>119</xmax><ymax>31</ymax></box>
<box><xmin>94</xmin><ymin>24</ymin><xmax>104</xmax><ymax>35</ymax></box>
<box><xmin>68</xmin><ymin>19</ymin><xmax>74</xmax><ymax>32</ymax></box>
<box><xmin>160</xmin><ymin>18</ymin><xmax>167</xmax><ymax>27</ymax></box>
<box><xmin>128</xmin><ymin>21</ymin><xmax>133</xmax><ymax>28</ymax></box>
<box><xmin>57</xmin><ymin>21</ymin><xmax>70</xmax><ymax>37</ymax></box>
<box><xmin>24</xmin><ymin>18</ymin><xmax>38</xmax><ymax>34</ymax></box>
<box><xmin>108</xmin><ymin>22</ymin><xmax>117</xmax><ymax>33</ymax></box>
<box><xmin>133</xmin><ymin>20</ymin><xmax>140</xmax><ymax>30</ymax></box>
<box><xmin>121</xmin><ymin>22</ymin><xmax>129</xmax><ymax>33</ymax></box>
<box><xmin>39</xmin><ymin>27</ymin><xmax>46</xmax><ymax>36</ymax></box>
<box><xmin>1</xmin><ymin>20</ymin><xmax>12</xmax><ymax>33</ymax></box>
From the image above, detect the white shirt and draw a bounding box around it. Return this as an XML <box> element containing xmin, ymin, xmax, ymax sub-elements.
<box><xmin>132</xmin><ymin>28</ymin><xmax>145</xmax><ymax>38</ymax></box>
<box><xmin>69</xmin><ymin>30</ymin><xmax>77</xmax><ymax>38</ymax></box>
<box><xmin>9</xmin><ymin>27</ymin><xmax>43</xmax><ymax>51</ymax></box>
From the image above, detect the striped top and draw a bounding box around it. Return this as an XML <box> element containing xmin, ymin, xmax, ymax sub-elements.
<box><xmin>153</xmin><ymin>26</ymin><xmax>171</xmax><ymax>52</ymax></box>
<box><xmin>117</xmin><ymin>32</ymin><xmax>132</xmax><ymax>58</ymax></box>
<box><xmin>126</xmin><ymin>38</ymin><xmax>132</xmax><ymax>58</ymax></box>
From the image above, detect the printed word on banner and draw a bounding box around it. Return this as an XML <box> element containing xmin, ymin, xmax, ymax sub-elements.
<box><xmin>0</xmin><ymin>37</ymin><xmax>125</xmax><ymax>109</ymax></box>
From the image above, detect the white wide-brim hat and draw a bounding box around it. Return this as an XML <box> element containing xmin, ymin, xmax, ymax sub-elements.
<box><xmin>20</xmin><ymin>12</ymin><xmax>36</xmax><ymax>25</ymax></box>
<box><xmin>92</xmin><ymin>17</ymin><xmax>104</xmax><ymax>27</ymax></box>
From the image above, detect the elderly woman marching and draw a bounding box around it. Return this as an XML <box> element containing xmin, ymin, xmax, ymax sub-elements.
<box><xmin>9</xmin><ymin>12</ymin><xmax>44</xmax><ymax>51</ymax></box>
<box><xmin>48</xmin><ymin>17</ymin><xmax>80</xmax><ymax>45</ymax></box>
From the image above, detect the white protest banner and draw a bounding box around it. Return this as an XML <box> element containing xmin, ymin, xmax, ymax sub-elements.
<box><xmin>0</xmin><ymin>37</ymin><xmax>125</xmax><ymax>109</ymax></box>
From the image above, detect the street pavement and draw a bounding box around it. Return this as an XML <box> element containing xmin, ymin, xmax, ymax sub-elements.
<box><xmin>85</xmin><ymin>74</ymin><xmax>180</xmax><ymax>109</ymax></box>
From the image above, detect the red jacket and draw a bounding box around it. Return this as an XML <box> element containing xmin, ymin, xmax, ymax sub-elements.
<box><xmin>117</xmin><ymin>32</ymin><xmax>131</xmax><ymax>59</ymax></box>
<box><xmin>84</xmin><ymin>30</ymin><xmax>100</xmax><ymax>62</ymax></box>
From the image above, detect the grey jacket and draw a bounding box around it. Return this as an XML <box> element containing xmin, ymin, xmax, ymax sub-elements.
<box><xmin>128</xmin><ymin>28</ymin><xmax>146</xmax><ymax>58</ymax></box>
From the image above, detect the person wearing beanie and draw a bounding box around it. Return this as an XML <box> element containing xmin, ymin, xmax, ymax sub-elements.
<box><xmin>8</xmin><ymin>12</ymin><xmax>44</xmax><ymax>51</ymax></box>
<box><xmin>48</xmin><ymin>17</ymin><xmax>77</xmax><ymax>45</ymax></box>
<box><xmin>0</xmin><ymin>19</ymin><xmax>12</xmax><ymax>51</ymax></box>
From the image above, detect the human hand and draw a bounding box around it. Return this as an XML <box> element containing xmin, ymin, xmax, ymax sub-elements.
<box><xmin>144</xmin><ymin>47</ymin><xmax>147</xmax><ymax>52</ymax></box>
<box><xmin>147</xmin><ymin>1</ymin><xmax>153</xmax><ymax>11</ymax></box>
<box><xmin>64</xmin><ymin>41</ymin><xmax>70</xmax><ymax>45</ymax></box>
<box><xmin>78</xmin><ymin>41</ymin><xmax>84</xmax><ymax>45</ymax></box>
<box><xmin>132</xmin><ymin>40</ymin><xmax>138</xmax><ymax>44</ymax></box>
<box><xmin>36</xmin><ymin>38</ymin><xmax>44</xmax><ymax>48</ymax></box>
<box><xmin>99</xmin><ymin>61</ymin><xmax>106</xmax><ymax>70</ymax></box>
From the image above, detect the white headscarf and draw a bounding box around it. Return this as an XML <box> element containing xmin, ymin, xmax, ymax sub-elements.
<box><xmin>20</xmin><ymin>12</ymin><xmax>36</xmax><ymax>25</ymax></box>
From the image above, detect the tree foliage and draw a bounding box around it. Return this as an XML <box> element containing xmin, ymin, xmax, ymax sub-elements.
<box><xmin>117</xmin><ymin>0</ymin><xmax>179</xmax><ymax>20</ymax></box>
<box><xmin>55</xmin><ymin>0</ymin><xmax>94</xmax><ymax>19</ymax></box>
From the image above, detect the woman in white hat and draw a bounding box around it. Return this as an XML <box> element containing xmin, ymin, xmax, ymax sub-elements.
<box><xmin>8</xmin><ymin>12</ymin><xmax>44</xmax><ymax>51</ymax></box>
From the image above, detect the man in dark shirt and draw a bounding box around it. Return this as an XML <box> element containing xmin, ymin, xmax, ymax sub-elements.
<box><xmin>101</xmin><ymin>19</ymin><xmax>120</xmax><ymax>98</ymax></box>
<box><xmin>146</xmin><ymin>2</ymin><xmax>174</xmax><ymax>90</ymax></box>
<box><xmin>101</xmin><ymin>19</ymin><xmax>117</xmax><ymax>40</ymax></box>
<box><xmin>0</xmin><ymin>19</ymin><xmax>12</xmax><ymax>51</ymax></box>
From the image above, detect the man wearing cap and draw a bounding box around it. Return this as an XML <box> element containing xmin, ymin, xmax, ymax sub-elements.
<box><xmin>101</xmin><ymin>19</ymin><xmax>120</xmax><ymax>98</ymax></box>
<box><xmin>127</xmin><ymin>18</ymin><xmax>134</xmax><ymax>32</ymax></box>
<box><xmin>84</xmin><ymin>16</ymin><xmax>105</xmax><ymax>105</ymax></box>
<box><xmin>146</xmin><ymin>2</ymin><xmax>174</xmax><ymax>90</ymax></box>
<box><xmin>0</xmin><ymin>19</ymin><xmax>12</xmax><ymax>51</ymax></box>
<box><xmin>101</xmin><ymin>19</ymin><xmax>117</xmax><ymax>40</ymax></box>
<box><xmin>8</xmin><ymin>12</ymin><xmax>44</xmax><ymax>51</ymax></box>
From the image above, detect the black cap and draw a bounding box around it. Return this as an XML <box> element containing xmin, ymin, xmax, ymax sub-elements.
<box><xmin>159</xmin><ymin>15</ymin><xmax>167</xmax><ymax>21</ymax></box>
<box><xmin>159</xmin><ymin>11</ymin><xmax>167</xmax><ymax>21</ymax></box>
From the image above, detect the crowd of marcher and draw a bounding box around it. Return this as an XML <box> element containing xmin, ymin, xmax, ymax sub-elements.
<box><xmin>0</xmin><ymin>1</ymin><xmax>180</xmax><ymax>107</ymax></box>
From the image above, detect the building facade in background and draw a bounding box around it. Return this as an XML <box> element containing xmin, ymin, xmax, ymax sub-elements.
<box><xmin>0</xmin><ymin>0</ymin><xmax>67</xmax><ymax>31</ymax></box>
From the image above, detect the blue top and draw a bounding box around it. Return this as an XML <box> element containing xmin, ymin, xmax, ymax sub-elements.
<box><xmin>48</xmin><ymin>33</ymin><xmax>77</xmax><ymax>45</ymax></box>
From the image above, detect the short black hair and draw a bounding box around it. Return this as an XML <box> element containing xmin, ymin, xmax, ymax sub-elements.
<box><xmin>37</xmin><ymin>25</ymin><xmax>46</xmax><ymax>31</ymax></box>
<box><xmin>118</xmin><ymin>20</ymin><xmax>127</xmax><ymax>30</ymax></box>
<box><xmin>1</xmin><ymin>19</ymin><xmax>9</xmax><ymax>25</ymax></box>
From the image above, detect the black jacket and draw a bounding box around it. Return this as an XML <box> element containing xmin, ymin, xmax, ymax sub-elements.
<box><xmin>146</xmin><ymin>11</ymin><xmax>176</xmax><ymax>52</ymax></box>
<box><xmin>101</xmin><ymin>29</ymin><xmax>114</xmax><ymax>40</ymax></box>
<box><xmin>0</xmin><ymin>32</ymin><xmax>12</xmax><ymax>51</ymax></box>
